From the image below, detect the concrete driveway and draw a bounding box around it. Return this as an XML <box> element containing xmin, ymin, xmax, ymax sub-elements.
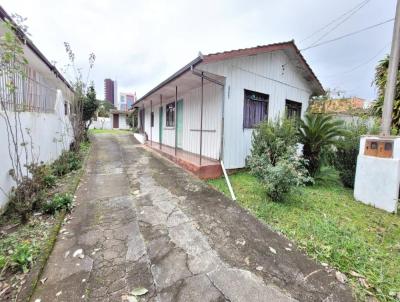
<box><xmin>32</xmin><ymin>133</ymin><xmax>353</xmax><ymax>302</ymax></box>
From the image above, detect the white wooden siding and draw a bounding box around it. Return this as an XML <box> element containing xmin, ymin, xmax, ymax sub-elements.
<box><xmin>199</xmin><ymin>50</ymin><xmax>313</xmax><ymax>169</ymax></box>
<box><xmin>142</xmin><ymin>82</ymin><xmax>223</xmax><ymax>160</ymax></box>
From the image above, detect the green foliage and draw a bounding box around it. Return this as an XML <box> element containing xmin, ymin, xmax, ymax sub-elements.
<box><xmin>208</xmin><ymin>172</ymin><xmax>400</xmax><ymax>302</ymax></box>
<box><xmin>51</xmin><ymin>150</ymin><xmax>82</xmax><ymax>176</ymax></box>
<box><xmin>83</xmin><ymin>85</ymin><xmax>99</xmax><ymax>126</ymax></box>
<box><xmin>248</xmin><ymin>119</ymin><xmax>311</xmax><ymax>201</ymax></box>
<box><xmin>250</xmin><ymin>118</ymin><xmax>298</xmax><ymax>165</ymax></box>
<box><xmin>8</xmin><ymin>163</ymin><xmax>54</xmax><ymax>222</ymax></box>
<box><xmin>43</xmin><ymin>193</ymin><xmax>73</xmax><ymax>214</ymax></box>
<box><xmin>11</xmin><ymin>243</ymin><xmax>33</xmax><ymax>273</ymax></box>
<box><xmin>371</xmin><ymin>55</ymin><xmax>400</xmax><ymax>132</ymax></box>
<box><xmin>298</xmin><ymin>113</ymin><xmax>345</xmax><ymax>177</ymax></box>
<box><xmin>97</xmin><ymin>100</ymin><xmax>115</xmax><ymax>117</ymax></box>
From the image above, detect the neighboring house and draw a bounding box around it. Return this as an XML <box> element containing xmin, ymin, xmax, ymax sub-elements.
<box><xmin>0</xmin><ymin>6</ymin><xmax>74</xmax><ymax>209</ymax></box>
<box><xmin>134</xmin><ymin>41</ymin><xmax>323</xmax><ymax>178</ymax></box>
<box><xmin>110</xmin><ymin>109</ymin><xmax>131</xmax><ymax>129</ymax></box>
<box><xmin>118</xmin><ymin>92</ymin><xmax>136</xmax><ymax>111</ymax></box>
<box><xmin>310</xmin><ymin>97</ymin><xmax>366</xmax><ymax>114</ymax></box>
<box><xmin>309</xmin><ymin>97</ymin><xmax>376</xmax><ymax>126</ymax></box>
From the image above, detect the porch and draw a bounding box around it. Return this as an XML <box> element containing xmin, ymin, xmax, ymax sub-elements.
<box><xmin>145</xmin><ymin>141</ymin><xmax>222</xmax><ymax>179</ymax></box>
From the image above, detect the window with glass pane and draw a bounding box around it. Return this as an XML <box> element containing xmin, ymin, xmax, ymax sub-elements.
<box><xmin>151</xmin><ymin>112</ymin><xmax>154</xmax><ymax>127</ymax></box>
<box><xmin>243</xmin><ymin>90</ymin><xmax>269</xmax><ymax>128</ymax></box>
<box><xmin>285</xmin><ymin>100</ymin><xmax>302</xmax><ymax>119</ymax></box>
<box><xmin>166</xmin><ymin>102</ymin><xmax>175</xmax><ymax>127</ymax></box>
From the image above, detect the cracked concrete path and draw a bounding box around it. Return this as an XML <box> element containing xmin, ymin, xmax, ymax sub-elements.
<box><xmin>31</xmin><ymin>133</ymin><xmax>353</xmax><ymax>302</ymax></box>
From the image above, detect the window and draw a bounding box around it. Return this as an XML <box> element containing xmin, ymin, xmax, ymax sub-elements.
<box><xmin>243</xmin><ymin>90</ymin><xmax>269</xmax><ymax>128</ymax></box>
<box><xmin>286</xmin><ymin>100</ymin><xmax>302</xmax><ymax>119</ymax></box>
<box><xmin>166</xmin><ymin>102</ymin><xmax>175</xmax><ymax>127</ymax></box>
<box><xmin>64</xmin><ymin>102</ymin><xmax>68</xmax><ymax>115</ymax></box>
<box><xmin>151</xmin><ymin>112</ymin><xmax>154</xmax><ymax>127</ymax></box>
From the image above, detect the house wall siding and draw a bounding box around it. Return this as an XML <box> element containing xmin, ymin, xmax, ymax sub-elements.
<box><xmin>142</xmin><ymin>82</ymin><xmax>223</xmax><ymax>160</ymax></box>
<box><xmin>199</xmin><ymin>50</ymin><xmax>313</xmax><ymax>169</ymax></box>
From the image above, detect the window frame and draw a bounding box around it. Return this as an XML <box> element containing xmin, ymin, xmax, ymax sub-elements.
<box><xmin>285</xmin><ymin>99</ymin><xmax>302</xmax><ymax>119</ymax></box>
<box><xmin>243</xmin><ymin>89</ymin><xmax>269</xmax><ymax>129</ymax></box>
<box><xmin>166</xmin><ymin>102</ymin><xmax>175</xmax><ymax>127</ymax></box>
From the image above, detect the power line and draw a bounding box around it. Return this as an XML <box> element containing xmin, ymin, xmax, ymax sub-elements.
<box><xmin>300</xmin><ymin>0</ymin><xmax>371</xmax><ymax>43</ymax></box>
<box><xmin>305</xmin><ymin>0</ymin><xmax>371</xmax><ymax>49</ymax></box>
<box><xmin>301</xmin><ymin>18</ymin><xmax>394</xmax><ymax>51</ymax></box>
<box><xmin>324</xmin><ymin>42</ymin><xmax>390</xmax><ymax>78</ymax></box>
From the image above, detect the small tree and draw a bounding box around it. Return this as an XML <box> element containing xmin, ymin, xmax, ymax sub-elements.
<box><xmin>83</xmin><ymin>85</ymin><xmax>99</xmax><ymax>131</ymax></box>
<box><xmin>298</xmin><ymin>113</ymin><xmax>345</xmax><ymax>177</ymax></box>
<box><xmin>63</xmin><ymin>42</ymin><xmax>95</xmax><ymax>150</ymax></box>
<box><xmin>371</xmin><ymin>55</ymin><xmax>400</xmax><ymax>132</ymax></box>
<box><xmin>97</xmin><ymin>100</ymin><xmax>114</xmax><ymax>117</ymax></box>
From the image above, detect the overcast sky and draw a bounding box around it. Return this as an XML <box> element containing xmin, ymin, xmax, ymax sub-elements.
<box><xmin>1</xmin><ymin>0</ymin><xmax>397</xmax><ymax>100</ymax></box>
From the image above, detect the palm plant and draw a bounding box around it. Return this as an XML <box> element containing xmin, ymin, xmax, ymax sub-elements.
<box><xmin>298</xmin><ymin>113</ymin><xmax>345</xmax><ymax>177</ymax></box>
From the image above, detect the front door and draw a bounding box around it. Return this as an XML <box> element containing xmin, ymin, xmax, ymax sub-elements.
<box><xmin>159</xmin><ymin>106</ymin><xmax>163</xmax><ymax>144</ymax></box>
<box><xmin>113</xmin><ymin>114</ymin><xmax>119</xmax><ymax>128</ymax></box>
<box><xmin>176</xmin><ymin>100</ymin><xmax>183</xmax><ymax>148</ymax></box>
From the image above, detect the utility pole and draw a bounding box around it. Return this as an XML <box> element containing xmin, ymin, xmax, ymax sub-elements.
<box><xmin>381</xmin><ymin>0</ymin><xmax>400</xmax><ymax>136</ymax></box>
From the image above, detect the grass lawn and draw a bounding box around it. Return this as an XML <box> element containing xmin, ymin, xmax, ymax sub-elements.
<box><xmin>89</xmin><ymin>129</ymin><xmax>132</xmax><ymax>135</ymax></box>
<box><xmin>208</xmin><ymin>171</ymin><xmax>400</xmax><ymax>302</ymax></box>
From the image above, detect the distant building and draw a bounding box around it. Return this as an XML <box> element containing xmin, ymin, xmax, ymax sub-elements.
<box><xmin>119</xmin><ymin>92</ymin><xmax>136</xmax><ymax>111</ymax></box>
<box><xmin>309</xmin><ymin>97</ymin><xmax>366</xmax><ymax>114</ymax></box>
<box><xmin>104</xmin><ymin>79</ymin><xmax>117</xmax><ymax>104</ymax></box>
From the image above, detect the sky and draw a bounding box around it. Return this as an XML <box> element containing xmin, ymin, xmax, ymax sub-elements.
<box><xmin>1</xmin><ymin>0</ymin><xmax>397</xmax><ymax>101</ymax></box>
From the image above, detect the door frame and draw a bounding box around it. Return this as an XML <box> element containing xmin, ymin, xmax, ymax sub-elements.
<box><xmin>176</xmin><ymin>99</ymin><xmax>183</xmax><ymax>148</ymax></box>
<box><xmin>113</xmin><ymin>114</ymin><xmax>119</xmax><ymax>128</ymax></box>
<box><xmin>159</xmin><ymin>106</ymin><xmax>163</xmax><ymax>144</ymax></box>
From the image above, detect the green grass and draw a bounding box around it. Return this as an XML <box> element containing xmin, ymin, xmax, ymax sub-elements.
<box><xmin>208</xmin><ymin>171</ymin><xmax>400</xmax><ymax>301</ymax></box>
<box><xmin>89</xmin><ymin>129</ymin><xmax>132</xmax><ymax>135</ymax></box>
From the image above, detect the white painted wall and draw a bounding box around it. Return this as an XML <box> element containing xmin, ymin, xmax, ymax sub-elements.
<box><xmin>90</xmin><ymin>117</ymin><xmax>112</xmax><ymax>129</ymax></box>
<box><xmin>0</xmin><ymin>90</ymin><xmax>73</xmax><ymax>210</ymax></box>
<box><xmin>199</xmin><ymin>50</ymin><xmax>313</xmax><ymax>169</ymax></box>
<box><xmin>142</xmin><ymin>83</ymin><xmax>223</xmax><ymax>160</ymax></box>
<box><xmin>354</xmin><ymin>136</ymin><xmax>400</xmax><ymax>213</ymax></box>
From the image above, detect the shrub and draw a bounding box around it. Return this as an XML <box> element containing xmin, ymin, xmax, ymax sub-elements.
<box><xmin>11</xmin><ymin>242</ymin><xmax>34</xmax><ymax>273</ymax></box>
<box><xmin>248</xmin><ymin>119</ymin><xmax>311</xmax><ymax>202</ymax></box>
<box><xmin>8</xmin><ymin>163</ymin><xmax>53</xmax><ymax>222</ymax></box>
<box><xmin>51</xmin><ymin>150</ymin><xmax>82</xmax><ymax>176</ymax></box>
<box><xmin>43</xmin><ymin>193</ymin><xmax>73</xmax><ymax>214</ymax></box>
<box><xmin>333</xmin><ymin>121</ymin><xmax>374</xmax><ymax>188</ymax></box>
<box><xmin>250</xmin><ymin>118</ymin><xmax>298</xmax><ymax>165</ymax></box>
<box><xmin>248</xmin><ymin>147</ymin><xmax>312</xmax><ymax>201</ymax></box>
<box><xmin>298</xmin><ymin>114</ymin><xmax>345</xmax><ymax>177</ymax></box>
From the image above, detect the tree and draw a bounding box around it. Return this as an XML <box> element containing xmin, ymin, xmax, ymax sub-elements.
<box><xmin>298</xmin><ymin>113</ymin><xmax>345</xmax><ymax>177</ymax></box>
<box><xmin>63</xmin><ymin>42</ymin><xmax>95</xmax><ymax>150</ymax></box>
<box><xmin>83</xmin><ymin>85</ymin><xmax>99</xmax><ymax>130</ymax></box>
<box><xmin>98</xmin><ymin>100</ymin><xmax>115</xmax><ymax>117</ymax></box>
<box><xmin>371</xmin><ymin>55</ymin><xmax>400</xmax><ymax>132</ymax></box>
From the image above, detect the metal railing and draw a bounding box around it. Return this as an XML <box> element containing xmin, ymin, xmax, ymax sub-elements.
<box><xmin>0</xmin><ymin>71</ymin><xmax>57</xmax><ymax>113</ymax></box>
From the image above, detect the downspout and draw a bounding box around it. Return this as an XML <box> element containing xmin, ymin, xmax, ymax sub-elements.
<box><xmin>160</xmin><ymin>94</ymin><xmax>162</xmax><ymax>150</ymax></box>
<box><xmin>199</xmin><ymin>73</ymin><xmax>204</xmax><ymax>166</ymax></box>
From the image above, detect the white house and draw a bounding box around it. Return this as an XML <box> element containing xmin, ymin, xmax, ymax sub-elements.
<box><xmin>0</xmin><ymin>6</ymin><xmax>74</xmax><ymax>209</ymax></box>
<box><xmin>134</xmin><ymin>41</ymin><xmax>324</xmax><ymax>178</ymax></box>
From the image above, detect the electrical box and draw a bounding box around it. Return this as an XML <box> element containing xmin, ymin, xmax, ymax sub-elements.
<box><xmin>354</xmin><ymin>136</ymin><xmax>400</xmax><ymax>213</ymax></box>
<box><xmin>364</xmin><ymin>139</ymin><xmax>393</xmax><ymax>158</ymax></box>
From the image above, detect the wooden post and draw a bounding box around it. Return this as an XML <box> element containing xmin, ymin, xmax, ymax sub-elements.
<box><xmin>175</xmin><ymin>86</ymin><xmax>178</xmax><ymax>156</ymax></box>
<box><xmin>160</xmin><ymin>94</ymin><xmax>162</xmax><ymax>150</ymax></box>
<box><xmin>199</xmin><ymin>73</ymin><xmax>204</xmax><ymax>166</ymax></box>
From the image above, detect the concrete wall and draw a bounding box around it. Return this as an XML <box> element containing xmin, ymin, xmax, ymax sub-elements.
<box><xmin>0</xmin><ymin>90</ymin><xmax>73</xmax><ymax>210</ymax></box>
<box><xmin>199</xmin><ymin>50</ymin><xmax>313</xmax><ymax>169</ymax></box>
<box><xmin>90</xmin><ymin>117</ymin><xmax>112</xmax><ymax>130</ymax></box>
<box><xmin>354</xmin><ymin>136</ymin><xmax>400</xmax><ymax>213</ymax></box>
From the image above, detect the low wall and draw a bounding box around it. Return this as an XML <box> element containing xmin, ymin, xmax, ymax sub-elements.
<box><xmin>0</xmin><ymin>90</ymin><xmax>73</xmax><ymax>210</ymax></box>
<box><xmin>90</xmin><ymin>117</ymin><xmax>112</xmax><ymax>129</ymax></box>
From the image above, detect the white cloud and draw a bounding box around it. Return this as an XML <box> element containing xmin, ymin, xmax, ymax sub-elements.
<box><xmin>2</xmin><ymin>0</ymin><xmax>396</xmax><ymax>100</ymax></box>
